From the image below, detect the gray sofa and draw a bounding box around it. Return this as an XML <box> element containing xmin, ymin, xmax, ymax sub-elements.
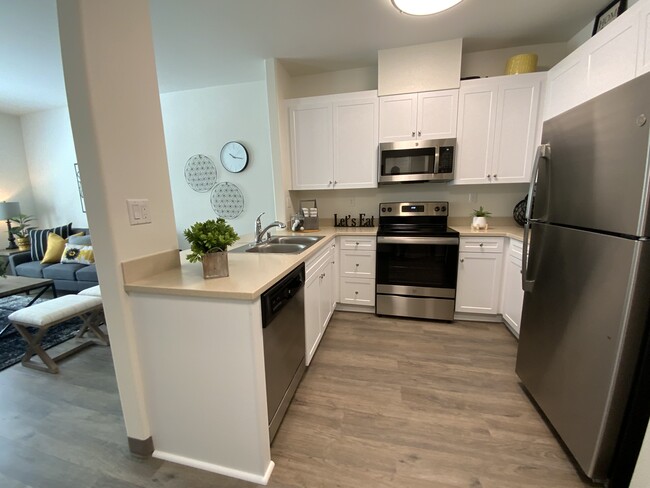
<box><xmin>8</xmin><ymin>228</ymin><xmax>98</xmax><ymax>292</ymax></box>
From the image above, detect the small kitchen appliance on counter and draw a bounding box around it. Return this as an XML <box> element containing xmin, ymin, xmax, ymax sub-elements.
<box><xmin>375</xmin><ymin>201</ymin><xmax>459</xmax><ymax>321</ymax></box>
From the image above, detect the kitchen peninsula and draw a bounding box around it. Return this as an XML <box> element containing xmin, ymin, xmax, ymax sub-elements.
<box><xmin>121</xmin><ymin>221</ymin><xmax>523</xmax><ymax>484</ymax></box>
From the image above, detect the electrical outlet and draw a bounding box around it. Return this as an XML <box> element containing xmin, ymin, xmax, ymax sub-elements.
<box><xmin>349</xmin><ymin>197</ymin><xmax>356</xmax><ymax>207</ymax></box>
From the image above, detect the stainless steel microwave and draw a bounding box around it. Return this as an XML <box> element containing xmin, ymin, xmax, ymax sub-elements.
<box><xmin>378</xmin><ymin>139</ymin><xmax>455</xmax><ymax>184</ymax></box>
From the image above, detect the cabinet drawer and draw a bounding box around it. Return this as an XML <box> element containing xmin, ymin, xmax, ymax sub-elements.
<box><xmin>459</xmin><ymin>237</ymin><xmax>504</xmax><ymax>253</ymax></box>
<box><xmin>340</xmin><ymin>278</ymin><xmax>375</xmax><ymax>306</ymax></box>
<box><xmin>338</xmin><ymin>236</ymin><xmax>376</xmax><ymax>251</ymax></box>
<box><xmin>305</xmin><ymin>240</ymin><xmax>333</xmax><ymax>278</ymax></box>
<box><xmin>509</xmin><ymin>238</ymin><xmax>523</xmax><ymax>260</ymax></box>
<box><xmin>340</xmin><ymin>250</ymin><xmax>375</xmax><ymax>278</ymax></box>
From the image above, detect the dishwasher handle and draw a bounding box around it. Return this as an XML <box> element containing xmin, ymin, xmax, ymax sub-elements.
<box><xmin>261</xmin><ymin>263</ymin><xmax>305</xmax><ymax>327</ymax></box>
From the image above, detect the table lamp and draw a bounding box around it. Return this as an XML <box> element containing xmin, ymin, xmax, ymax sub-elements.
<box><xmin>0</xmin><ymin>201</ymin><xmax>21</xmax><ymax>249</ymax></box>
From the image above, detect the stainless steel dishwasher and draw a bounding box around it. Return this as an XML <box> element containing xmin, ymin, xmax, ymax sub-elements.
<box><xmin>261</xmin><ymin>263</ymin><xmax>306</xmax><ymax>443</ymax></box>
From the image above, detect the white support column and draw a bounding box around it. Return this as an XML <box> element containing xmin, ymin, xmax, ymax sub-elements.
<box><xmin>56</xmin><ymin>0</ymin><xmax>178</xmax><ymax>450</ymax></box>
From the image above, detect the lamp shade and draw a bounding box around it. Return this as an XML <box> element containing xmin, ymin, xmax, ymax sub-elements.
<box><xmin>0</xmin><ymin>201</ymin><xmax>21</xmax><ymax>220</ymax></box>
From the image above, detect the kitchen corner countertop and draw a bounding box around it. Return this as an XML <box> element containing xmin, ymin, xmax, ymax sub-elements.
<box><xmin>451</xmin><ymin>225</ymin><xmax>524</xmax><ymax>241</ymax></box>
<box><xmin>122</xmin><ymin>227</ymin><xmax>376</xmax><ymax>301</ymax></box>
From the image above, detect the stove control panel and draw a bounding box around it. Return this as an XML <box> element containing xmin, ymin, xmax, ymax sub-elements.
<box><xmin>379</xmin><ymin>201</ymin><xmax>449</xmax><ymax>217</ymax></box>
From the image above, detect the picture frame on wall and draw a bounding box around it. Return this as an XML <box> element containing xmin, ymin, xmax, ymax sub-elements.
<box><xmin>592</xmin><ymin>0</ymin><xmax>627</xmax><ymax>36</ymax></box>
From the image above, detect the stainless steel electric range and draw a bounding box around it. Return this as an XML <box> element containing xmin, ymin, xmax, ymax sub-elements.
<box><xmin>375</xmin><ymin>201</ymin><xmax>459</xmax><ymax>321</ymax></box>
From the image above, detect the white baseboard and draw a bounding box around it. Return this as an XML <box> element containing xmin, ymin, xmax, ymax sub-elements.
<box><xmin>153</xmin><ymin>450</ymin><xmax>275</xmax><ymax>485</ymax></box>
<box><xmin>453</xmin><ymin>312</ymin><xmax>504</xmax><ymax>323</ymax></box>
<box><xmin>334</xmin><ymin>303</ymin><xmax>375</xmax><ymax>314</ymax></box>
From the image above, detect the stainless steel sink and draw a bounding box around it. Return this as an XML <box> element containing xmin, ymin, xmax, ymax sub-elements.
<box><xmin>230</xmin><ymin>235</ymin><xmax>325</xmax><ymax>254</ymax></box>
<box><xmin>266</xmin><ymin>236</ymin><xmax>324</xmax><ymax>245</ymax></box>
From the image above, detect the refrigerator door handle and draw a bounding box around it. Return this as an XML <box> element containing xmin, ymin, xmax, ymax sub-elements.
<box><xmin>522</xmin><ymin>144</ymin><xmax>550</xmax><ymax>292</ymax></box>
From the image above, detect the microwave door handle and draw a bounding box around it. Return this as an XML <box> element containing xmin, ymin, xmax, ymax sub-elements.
<box><xmin>522</xmin><ymin>143</ymin><xmax>550</xmax><ymax>293</ymax></box>
<box><xmin>433</xmin><ymin>146</ymin><xmax>440</xmax><ymax>174</ymax></box>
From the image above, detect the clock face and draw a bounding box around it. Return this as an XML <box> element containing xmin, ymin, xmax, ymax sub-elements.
<box><xmin>220</xmin><ymin>141</ymin><xmax>248</xmax><ymax>173</ymax></box>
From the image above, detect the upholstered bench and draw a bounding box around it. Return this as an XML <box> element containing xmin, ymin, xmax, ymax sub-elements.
<box><xmin>8</xmin><ymin>294</ymin><xmax>107</xmax><ymax>374</ymax></box>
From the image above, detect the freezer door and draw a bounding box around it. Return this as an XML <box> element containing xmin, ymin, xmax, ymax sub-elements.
<box><xmin>534</xmin><ymin>73</ymin><xmax>650</xmax><ymax>237</ymax></box>
<box><xmin>516</xmin><ymin>223</ymin><xmax>650</xmax><ymax>481</ymax></box>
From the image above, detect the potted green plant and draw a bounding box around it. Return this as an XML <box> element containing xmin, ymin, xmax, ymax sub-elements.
<box><xmin>9</xmin><ymin>214</ymin><xmax>36</xmax><ymax>251</ymax></box>
<box><xmin>183</xmin><ymin>218</ymin><xmax>239</xmax><ymax>279</ymax></box>
<box><xmin>471</xmin><ymin>206</ymin><xmax>491</xmax><ymax>230</ymax></box>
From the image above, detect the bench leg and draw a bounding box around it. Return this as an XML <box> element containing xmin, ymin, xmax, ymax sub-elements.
<box><xmin>13</xmin><ymin>323</ymin><xmax>60</xmax><ymax>374</ymax></box>
<box><xmin>75</xmin><ymin>310</ymin><xmax>109</xmax><ymax>346</ymax></box>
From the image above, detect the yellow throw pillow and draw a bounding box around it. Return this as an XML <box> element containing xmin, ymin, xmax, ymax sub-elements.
<box><xmin>41</xmin><ymin>232</ymin><xmax>84</xmax><ymax>264</ymax></box>
<box><xmin>41</xmin><ymin>233</ymin><xmax>65</xmax><ymax>264</ymax></box>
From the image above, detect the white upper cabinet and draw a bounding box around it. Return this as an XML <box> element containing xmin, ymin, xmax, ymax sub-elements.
<box><xmin>332</xmin><ymin>97</ymin><xmax>378</xmax><ymax>189</ymax></box>
<box><xmin>455</xmin><ymin>73</ymin><xmax>545</xmax><ymax>185</ymax></box>
<box><xmin>379</xmin><ymin>89</ymin><xmax>458</xmax><ymax>142</ymax></box>
<box><xmin>289</xmin><ymin>102</ymin><xmax>333</xmax><ymax>190</ymax></box>
<box><xmin>288</xmin><ymin>91</ymin><xmax>378</xmax><ymax>191</ymax></box>
<box><xmin>545</xmin><ymin>1</ymin><xmax>645</xmax><ymax>120</ymax></box>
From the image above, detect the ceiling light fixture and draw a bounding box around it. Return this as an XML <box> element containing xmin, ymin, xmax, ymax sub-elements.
<box><xmin>391</xmin><ymin>0</ymin><xmax>463</xmax><ymax>16</ymax></box>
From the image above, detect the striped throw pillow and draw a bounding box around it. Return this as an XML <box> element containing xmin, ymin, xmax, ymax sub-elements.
<box><xmin>29</xmin><ymin>223</ymin><xmax>73</xmax><ymax>261</ymax></box>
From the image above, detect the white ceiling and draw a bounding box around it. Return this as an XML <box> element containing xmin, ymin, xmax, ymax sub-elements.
<box><xmin>0</xmin><ymin>0</ymin><xmax>609</xmax><ymax>115</ymax></box>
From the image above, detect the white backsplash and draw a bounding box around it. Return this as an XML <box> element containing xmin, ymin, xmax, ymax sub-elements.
<box><xmin>291</xmin><ymin>182</ymin><xmax>528</xmax><ymax>223</ymax></box>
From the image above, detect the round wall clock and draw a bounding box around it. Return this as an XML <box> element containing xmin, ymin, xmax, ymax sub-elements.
<box><xmin>220</xmin><ymin>141</ymin><xmax>248</xmax><ymax>173</ymax></box>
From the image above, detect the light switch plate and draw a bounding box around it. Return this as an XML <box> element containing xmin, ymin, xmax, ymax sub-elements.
<box><xmin>127</xmin><ymin>199</ymin><xmax>152</xmax><ymax>225</ymax></box>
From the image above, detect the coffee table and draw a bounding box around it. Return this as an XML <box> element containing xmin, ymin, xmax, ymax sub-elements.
<box><xmin>0</xmin><ymin>276</ymin><xmax>57</xmax><ymax>336</ymax></box>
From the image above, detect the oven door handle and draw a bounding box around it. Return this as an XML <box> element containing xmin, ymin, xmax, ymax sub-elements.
<box><xmin>377</xmin><ymin>236</ymin><xmax>459</xmax><ymax>245</ymax></box>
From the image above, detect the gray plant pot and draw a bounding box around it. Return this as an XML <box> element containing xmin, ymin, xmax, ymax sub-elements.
<box><xmin>201</xmin><ymin>250</ymin><xmax>229</xmax><ymax>279</ymax></box>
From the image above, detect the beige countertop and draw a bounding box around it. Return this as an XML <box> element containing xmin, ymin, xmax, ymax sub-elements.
<box><xmin>122</xmin><ymin>227</ymin><xmax>376</xmax><ymax>301</ymax></box>
<box><xmin>123</xmin><ymin>222</ymin><xmax>524</xmax><ymax>301</ymax></box>
<box><xmin>450</xmin><ymin>225</ymin><xmax>524</xmax><ymax>241</ymax></box>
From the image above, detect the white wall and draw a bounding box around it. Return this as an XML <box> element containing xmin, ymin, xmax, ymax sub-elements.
<box><xmin>461</xmin><ymin>43</ymin><xmax>568</xmax><ymax>78</ymax></box>
<box><xmin>288</xmin><ymin>66</ymin><xmax>378</xmax><ymax>99</ymax></box>
<box><xmin>0</xmin><ymin>112</ymin><xmax>37</xmax><ymax>242</ymax></box>
<box><xmin>20</xmin><ymin>106</ymin><xmax>88</xmax><ymax>229</ymax></box>
<box><xmin>292</xmin><ymin>183</ymin><xmax>528</xmax><ymax>223</ymax></box>
<box><xmin>160</xmin><ymin>81</ymin><xmax>276</xmax><ymax>246</ymax></box>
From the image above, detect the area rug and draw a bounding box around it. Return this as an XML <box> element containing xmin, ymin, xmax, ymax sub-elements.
<box><xmin>0</xmin><ymin>295</ymin><xmax>83</xmax><ymax>372</ymax></box>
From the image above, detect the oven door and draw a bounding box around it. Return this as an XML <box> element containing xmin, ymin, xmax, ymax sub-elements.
<box><xmin>376</xmin><ymin>236</ymin><xmax>459</xmax><ymax>298</ymax></box>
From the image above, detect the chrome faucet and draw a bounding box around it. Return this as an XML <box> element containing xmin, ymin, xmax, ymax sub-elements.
<box><xmin>254</xmin><ymin>212</ymin><xmax>286</xmax><ymax>244</ymax></box>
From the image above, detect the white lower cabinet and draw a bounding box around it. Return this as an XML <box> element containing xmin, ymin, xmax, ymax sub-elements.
<box><xmin>501</xmin><ymin>239</ymin><xmax>524</xmax><ymax>337</ymax></box>
<box><xmin>455</xmin><ymin>237</ymin><xmax>504</xmax><ymax>315</ymax></box>
<box><xmin>337</xmin><ymin>236</ymin><xmax>376</xmax><ymax>310</ymax></box>
<box><xmin>304</xmin><ymin>242</ymin><xmax>336</xmax><ymax>366</ymax></box>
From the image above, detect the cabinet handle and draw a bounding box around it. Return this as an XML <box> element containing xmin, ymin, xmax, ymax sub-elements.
<box><xmin>355</xmin><ymin>263</ymin><xmax>359</xmax><ymax>267</ymax></box>
<box><xmin>479</xmin><ymin>243</ymin><xmax>484</xmax><ymax>247</ymax></box>
<box><xmin>418</xmin><ymin>131</ymin><xmax>421</xmax><ymax>137</ymax></box>
<box><xmin>460</xmin><ymin>258</ymin><xmax>465</xmax><ymax>263</ymax></box>
<box><xmin>334</xmin><ymin>180</ymin><xmax>337</xmax><ymax>185</ymax></box>
<box><xmin>411</xmin><ymin>131</ymin><xmax>415</xmax><ymax>137</ymax></box>
<box><xmin>355</xmin><ymin>242</ymin><xmax>359</xmax><ymax>245</ymax></box>
<box><xmin>487</xmin><ymin>174</ymin><xmax>491</xmax><ymax>179</ymax></box>
<box><xmin>355</xmin><ymin>291</ymin><xmax>359</xmax><ymax>295</ymax></box>
<box><xmin>493</xmin><ymin>174</ymin><xmax>497</xmax><ymax>178</ymax></box>
<box><xmin>331</xmin><ymin>261</ymin><xmax>335</xmax><ymax>264</ymax></box>
<box><xmin>328</xmin><ymin>181</ymin><xmax>332</xmax><ymax>186</ymax></box>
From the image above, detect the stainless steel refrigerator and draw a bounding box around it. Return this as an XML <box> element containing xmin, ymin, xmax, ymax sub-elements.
<box><xmin>516</xmin><ymin>72</ymin><xmax>650</xmax><ymax>484</ymax></box>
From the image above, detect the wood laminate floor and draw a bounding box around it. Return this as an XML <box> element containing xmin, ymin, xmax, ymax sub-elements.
<box><xmin>0</xmin><ymin>312</ymin><xmax>594</xmax><ymax>487</ymax></box>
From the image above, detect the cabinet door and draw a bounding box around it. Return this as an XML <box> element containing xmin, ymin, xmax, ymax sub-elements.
<box><xmin>340</xmin><ymin>278</ymin><xmax>375</xmax><ymax>306</ymax></box>
<box><xmin>492</xmin><ymin>75</ymin><xmax>544</xmax><ymax>183</ymax></box>
<box><xmin>502</xmin><ymin>249</ymin><xmax>524</xmax><ymax>337</ymax></box>
<box><xmin>455</xmin><ymin>252</ymin><xmax>503</xmax><ymax>314</ymax></box>
<box><xmin>544</xmin><ymin>55</ymin><xmax>588</xmax><ymax>121</ymax></box>
<box><xmin>417</xmin><ymin>89</ymin><xmax>459</xmax><ymax>139</ymax></box>
<box><xmin>333</xmin><ymin>97</ymin><xmax>378</xmax><ymax>189</ymax></box>
<box><xmin>586</xmin><ymin>11</ymin><xmax>639</xmax><ymax>101</ymax></box>
<box><xmin>379</xmin><ymin>93</ymin><xmax>417</xmax><ymax>142</ymax></box>
<box><xmin>289</xmin><ymin>102</ymin><xmax>333</xmax><ymax>190</ymax></box>
<box><xmin>319</xmin><ymin>260</ymin><xmax>334</xmax><ymax>332</ymax></box>
<box><xmin>454</xmin><ymin>83</ymin><xmax>497</xmax><ymax>184</ymax></box>
<box><xmin>304</xmin><ymin>269</ymin><xmax>323</xmax><ymax>366</ymax></box>
<box><xmin>638</xmin><ymin>3</ymin><xmax>650</xmax><ymax>75</ymax></box>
